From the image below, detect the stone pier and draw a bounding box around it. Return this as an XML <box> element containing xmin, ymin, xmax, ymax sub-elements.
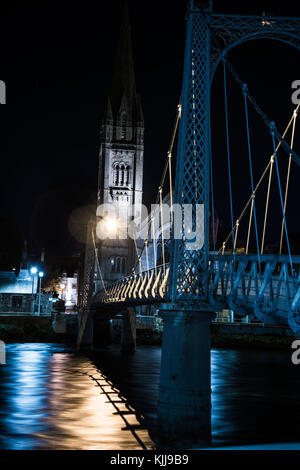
<box><xmin>156</xmin><ymin>304</ymin><xmax>215</xmax><ymax>448</ymax></box>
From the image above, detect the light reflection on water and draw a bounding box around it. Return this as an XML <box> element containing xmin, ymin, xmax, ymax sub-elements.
<box><xmin>0</xmin><ymin>344</ymin><xmax>153</xmax><ymax>450</ymax></box>
<box><xmin>1</xmin><ymin>344</ymin><xmax>300</xmax><ymax>449</ymax></box>
<box><xmin>91</xmin><ymin>345</ymin><xmax>300</xmax><ymax>447</ymax></box>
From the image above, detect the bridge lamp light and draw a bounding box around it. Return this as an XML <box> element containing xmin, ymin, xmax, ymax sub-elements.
<box><xmin>96</xmin><ymin>212</ymin><xmax>121</xmax><ymax>240</ymax></box>
<box><xmin>104</xmin><ymin>216</ymin><xmax>118</xmax><ymax>236</ymax></box>
<box><xmin>30</xmin><ymin>267</ymin><xmax>38</xmax><ymax>275</ymax></box>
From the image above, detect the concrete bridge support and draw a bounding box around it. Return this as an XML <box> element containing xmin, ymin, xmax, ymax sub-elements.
<box><xmin>78</xmin><ymin>310</ymin><xmax>94</xmax><ymax>349</ymax></box>
<box><xmin>93</xmin><ymin>316</ymin><xmax>111</xmax><ymax>349</ymax></box>
<box><xmin>78</xmin><ymin>310</ymin><xmax>111</xmax><ymax>350</ymax></box>
<box><xmin>156</xmin><ymin>305</ymin><xmax>215</xmax><ymax>449</ymax></box>
<box><xmin>121</xmin><ymin>307</ymin><xmax>136</xmax><ymax>352</ymax></box>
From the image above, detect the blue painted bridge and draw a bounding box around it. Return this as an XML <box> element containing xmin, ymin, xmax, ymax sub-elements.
<box><xmin>79</xmin><ymin>1</ymin><xmax>300</xmax><ymax>449</ymax></box>
<box><xmin>89</xmin><ymin>254</ymin><xmax>300</xmax><ymax>335</ymax></box>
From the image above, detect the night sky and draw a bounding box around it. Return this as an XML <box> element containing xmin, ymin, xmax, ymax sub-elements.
<box><xmin>0</xmin><ymin>0</ymin><xmax>299</xmax><ymax>266</ymax></box>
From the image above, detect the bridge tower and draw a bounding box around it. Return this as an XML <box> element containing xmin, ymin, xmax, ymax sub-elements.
<box><xmin>96</xmin><ymin>2</ymin><xmax>144</xmax><ymax>287</ymax></box>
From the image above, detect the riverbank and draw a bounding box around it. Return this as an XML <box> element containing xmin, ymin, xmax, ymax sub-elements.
<box><xmin>211</xmin><ymin>322</ymin><xmax>297</xmax><ymax>350</ymax></box>
<box><xmin>114</xmin><ymin>325</ymin><xmax>297</xmax><ymax>350</ymax></box>
<box><xmin>0</xmin><ymin>315</ymin><xmax>297</xmax><ymax>350</ymax></box>
<box><xmin>211</xmin><ymin>332</ymin><xmax>294</xmax><ymax>350</ymax></box>
<box><xmin>0</xmin><ymin>315</ymin><xmax>74</xmax><ymax>343</ymax></box>
<box><xmin>136</xmin><ymin>321</ymin><xmax>298</xmax><ymax>350</ymax></box>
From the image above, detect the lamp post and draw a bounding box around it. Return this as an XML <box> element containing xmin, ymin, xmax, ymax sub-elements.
<box><xmin>38</xmin><ymin>271</ymin><xmax>44</xmax><ymax>316</ymax></box>
<box><xmin>30</xmin><ymin>267</ymin><xmax>37</xmax><ymax>314</ymax></box>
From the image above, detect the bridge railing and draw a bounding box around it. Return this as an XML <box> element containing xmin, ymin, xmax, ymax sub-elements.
<box><xmin>94</xmin><ymin>264</ymin><xmax>170</xmax><ymax>304</ymax></box>
<box><xmin>208</xmin><ymin>254</ymin><xmax>300</xmax><ymax>333</ymax></box>
<box><xmin>93</xmin><ymin>253</ymin><xmax>300</xmax><ymax>334</ymax></box>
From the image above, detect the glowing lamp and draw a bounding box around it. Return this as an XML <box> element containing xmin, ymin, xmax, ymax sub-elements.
<box><xmin>104</xmin><ymin>216</ymin><xmax>118</xmax><ymax>234</ymax></box>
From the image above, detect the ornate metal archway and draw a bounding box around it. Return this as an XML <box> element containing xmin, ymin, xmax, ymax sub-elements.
<box><xmin>170</xmin><ymin>1</ymin><xmax>300</xmax><ymax>302</ymax></box>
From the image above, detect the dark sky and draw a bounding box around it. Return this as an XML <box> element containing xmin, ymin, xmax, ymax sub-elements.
<box><xmin>0</xmin><ymin>0</ymin><xmax>299</xmax><ymax>263</ymax></box>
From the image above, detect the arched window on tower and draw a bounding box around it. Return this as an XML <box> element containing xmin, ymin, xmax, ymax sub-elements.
<box><xmin>110</xmin><ymin>256</ymin><xmax>127</xmax><ymax>274</ymax></box>
<box><xmin>119</xmin><ymin>163</ymin><xmax>125</xmax><ymax>186</ymax></box>
<box><xmin>110</xmin><ymin>257</ymin><xmax>116</xmax><ymax>273</ymax></box>
<box><xmin>121</xmin><ymin>257</ymin><xmax>126</xmax><ymax>274</ymax></box>
<box><xmin>113</xmin><ymin>164</ymin><xmax>120</xmax><ymax>185</ymax></box>
<box><xmin>112</xmin><ymin>163</ymin><xmax>130</xmax><ymax>187</ymax></box>
<box><xmin>124</xmin><ymin>164</ymin><xmax>130</xmax><ymax>185</ymax></box>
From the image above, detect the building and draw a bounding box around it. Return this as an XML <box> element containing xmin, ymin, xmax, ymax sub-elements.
<box><xmin>95</xmin><ymin>3</ymin><xmax>144</xmax><ymax>287</ymax></box>
<box><xmin>0</xmin><ymin>242</ymin><xmax>52</xmax><ymax>315</ymax></box>
<box><xmin>58</xmin><ymin>272</ymin><xmax>78</xmax><ymax>311</ymax></box>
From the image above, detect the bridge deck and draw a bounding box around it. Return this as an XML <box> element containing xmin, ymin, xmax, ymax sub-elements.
<box><xmin>88</xmin><ymin>254</ymin><xmax>300</xmax><ymax>335</ymax></box>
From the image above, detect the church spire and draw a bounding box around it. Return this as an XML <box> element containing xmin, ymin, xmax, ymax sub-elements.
<box><xmin>97</xmin><ymin>1</ymin><xmax>144</xmax><ymax>282</ymax></box>
<box><xmin>108</xmin><ymin>1</ymin><xmax>142</xmax><ymax>122</ymax></box>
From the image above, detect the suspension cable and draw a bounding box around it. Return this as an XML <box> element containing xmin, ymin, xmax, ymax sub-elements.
<box><xmin>279</xmin><ymin>109</ymin><xmax>298</xmax><ymax>254</ymax></box>
<box><xmin>219</xmin><ymin>164</ymin><xmax>270</xmax><ymax>254</ymax></box>
<box><xmin>133</xmin><ymin>237</ymin><xmax>143</xmax><ymax>272</ymax></box>
<box><xmin>261</xmin><ymin>155</ymin><xmax>274</xmax><ymax>255</ymax></box>
<box><xmin>233</xmin><ymin>219</ymin><xmax>239</xmax><ymax>251</ymax></box>
<box><xmin>223</xmin><ymin>58</ymin><xmax>235</xmax><ymax>257</ymax></box>
<box><xmin>159</xmin><ymin>186</ymin><xmax>166</xmax><ymax>276</ymax></box>
<box><xmin>270</xmin><ymin>122</ymin><xmax>293</xmax><ymax>271</ymax></box>
<box><xmin>145</xmin><ymin>240</ymin><xmax>149</xmax><ymax>273</ymax></box>
<box><xmin>151</xmin><ymin>215</ymin><xmax>157</xmax><ymax>278</ymax></box>
<box><xmin>246</xmin><ymin>195</ymin><xmax>254</xmax><ymax>254</ymax></box>
<box><xmin>91</xmin><ymin>229</ymin><xmax>108</xmax><ymax>294</ymax></box>
<box><xmin>209</xmin><ymin>98</ymin><xmax>216</xmax><ymax>255</ymax></box>
<box><xmin>169</xmin><ymin>105</ymin><xmax>181</xmax><ymax>226</ymax></box>
<box><xmin>168</xmin><ymin>152</ymin><xmax>173</xmax><ymax>225</ymax></box>
<box><xmin>133</xmin><ymin>104</ymin><xmax>181</xmax><ymax>272</ymax></box>
<box><xmin>219</xmin><ymin>104</ymin><xmax>299</xmax><ymax>254</ymax></box>
<box><xmin>243</xmin><ymin>84</ymin><xmax>261</xmax><ymax>263</ymax></box>
<box><xmin>225</xmin><ymin>58</ymin><xmax>300</xmax><ymax>167</ymax></box>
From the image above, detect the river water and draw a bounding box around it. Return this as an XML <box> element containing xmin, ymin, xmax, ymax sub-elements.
<box><xmin>0</xmin><ymin>343</ymin><xmax>300</xmax><ymax>449</ymax></box>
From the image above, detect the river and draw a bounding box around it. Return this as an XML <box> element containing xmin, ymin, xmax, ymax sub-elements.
<box><xmin>0</xmin><ymin>343</ymin><xmax>300</xmax><ymax>449</ymax></box>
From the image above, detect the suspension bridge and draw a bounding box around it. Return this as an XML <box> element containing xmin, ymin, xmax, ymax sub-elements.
<box><xmin>78</xmin><ymin>1</ymin><xmax>300</xmax><ymax>448</ymax></box>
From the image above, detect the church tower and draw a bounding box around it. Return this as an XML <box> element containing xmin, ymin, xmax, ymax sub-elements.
<box><xmin>97</xmin><ymin>3</ymin><xmax>144</xmax><ymax>283</ymax></box>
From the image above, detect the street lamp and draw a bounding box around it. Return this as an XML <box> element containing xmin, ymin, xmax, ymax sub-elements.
<box><xmin>30</xmin><ymin>267</ymin><xmax>38</xmax><ymax>314</ymax></box>
<box><xmin>38</xmin><ymin>271</ymin><xmax>44</xmax><ymax>316</ymax></box>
